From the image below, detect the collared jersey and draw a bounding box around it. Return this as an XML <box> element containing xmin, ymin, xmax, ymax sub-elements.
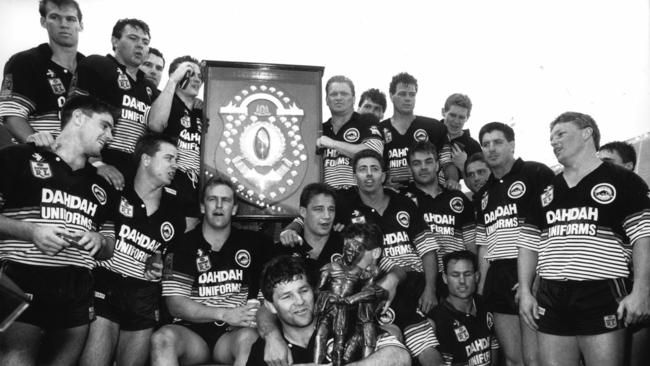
<box><xmin>0</xmin><ymin>43</ymin><xmax>84</xmax><ymax>138</ymax></box>
<box><xmin>475</xmin><ymin>158</ymin><xmax>554</xmax><ymax>261</ymax></box>
<box><xmin>402</xmin><ymin>184</ymin><xmax>476</xmax><ymax>269</ymax></box>
<box><xmin>267</xmin><ymin>231</ymin><xmax>344</xmax><ymax>273</ymax></box>
<box><xmin>0</xmin><ymin>144</ymin><xmax>117</xmax><ymax>268</ymax></box>
<box><xmin>322</xmin><ymin>112</ymin><xmax>383</xmax><ymax>189</ymax></box>
<box><xmin>519</xmin><ymin>162</ymin><xmax>650</xmax><ymax>281</ymax></box>
<box><xmin>381</xmin><ymin>116</ymin><xmax>449</xmax><ymax>183</ymax></box>
<box><xmin>162</xmin><ymin>225</ymin><xmax>270</xmax><ymax>311</ymax></box>
<box><xmin>429</xmin><ymin>296</ymin><xmax>499</xmax><ymax>366</ymax></box>
<box><xmin>97</xmin><ymin>185</ymin><xmax>185</xmax><ymax>281</ymax></box>
<box><xmin>163</xmin><ymin>95</ymin><xmax>202</xmax><ymax>175</ymax></box>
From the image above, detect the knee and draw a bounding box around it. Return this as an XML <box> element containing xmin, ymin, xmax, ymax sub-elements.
<box><xmin>150</xmin><ymin>327</ymin><xmax>177</xmax><ymax>354</ymax></box>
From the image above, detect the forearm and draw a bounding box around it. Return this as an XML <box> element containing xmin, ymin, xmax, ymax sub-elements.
<box><xmin>147</xmin><ymin>81</ymin><xmax>177</xmax><ymax>132</ymax></box>
<box><xmin>325</xmin><ymin>139</ymin><xmax>370</xmax><ymax>158</ymax></box>
<box><xmin>347</xmin><ymin>346</ymin><xmax>411</xmax><ymax>366</ymax></box>
<box><xmin>166</xmin><ymin>295</ymin><xmax>224</xmax><ymax>323</ymax></box>
<box><xmin>256</xmin><ymin>304</ymin><xmax>280</xmax><ymax>338</ymax></box>
<box><xmin>4</xmin><ymin>116</ymin><xmax>35</xmax><ymax>143</ymax></box>
<box><xmin>421</xmin><ymin>251</ymin><xmax>438</xmax><ymax>291</ymax></box>
<box><xmin>632</xmin><ymin>238</ymin><xmax>650</xmax><ymax>294</ymax></box>
<box><xmin>477</xmin><ymin>245</ymin><xmax>489</xmax><ymax>294</ymax></box>
<box><xmin>517</xmin><ymin>247</ymin><xmax>538</xmax><ymax>293</ymax></box>
<box><xmin>0</xmin><ymin>215</ymin><xmax>36</xmax><ymax>242</ymax></box>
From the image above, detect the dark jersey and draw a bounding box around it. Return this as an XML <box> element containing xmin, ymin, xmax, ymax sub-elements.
<box><xmin>402</xmin><ymin>184</ymin><xmax>476</xmax><ymax>269</ymax></box>
<box><xmin>439</xmin><ymin>129</ymin><xmax>482</xmax><ymax>185</ymax></box>
<box><xmin>162</xmin><ymin>225</ymin><xmax>270</xmax><ymax>311</ymax></box>
<box><xmin>162</xmin><ymin>95</ymin><xmax>202</xmax><ymax>175</ymax></box>
<box><xmin>267</xmin><ymin>231</ymin><xmax>344</xmax><ymax>274</ymax></box>
<box><xmin>97</xmin><ymin>185</ymin><xmax>185</xmax><ymax>281</ymax></box>
<box><xmin>322</xmin><ymin>112</ymin><xmax>383</xmax><ymax>188</ymax></box>
<box><xmin>519</xmin><ymin>162</ymin><xmax>650</xmax><ymax>280</ymax></box>
<box><xmin>381</xmin><ymin>116</ymin><xmax>449</xmax><ymax>183</ymax></box>
<box><xmin>475</xmin><ymin>158</ymin><xmax>554</xmax><ymax>261</ymax></box>
<box><xmin>0</xmin><ymin>144</ymin><xmax>117</xmax><ymax>268</ymax></box>
<box><xmin>429</xmin><ymin>297</ymin><xmax>499</xmax><ymax>366</ymax></box>
<box><xmin>70</xmin><ymin>54</ymin><xmax>157</xmax><ymax>171</ymax></box>
<box><xmin>0</xmin><ymin>44</ymin><xmax>84</xmax><ymax>137</ymax></box>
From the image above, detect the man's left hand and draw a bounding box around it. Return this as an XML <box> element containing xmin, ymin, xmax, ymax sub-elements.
<box><xmin>76</xmin><ymin>231</ymin><xmax>107</xmax><ymax>257</ymax></box>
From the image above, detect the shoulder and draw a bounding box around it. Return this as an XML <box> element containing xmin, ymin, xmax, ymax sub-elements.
<box><xmin>0</xmin><ymin>143</ymin><xmax>36</xmax><ymax>158</ymax></box>
<box><xmin>5</xmin><ymin>45</ymin><xmax>42</xmax><ymax>67</ymax></box>
<box><xmin>78</xmin><ymin>54</ymin><xmax>112</xmax><ymax>70</ymax></box>
<box><xmin>521</xmin><ymin>160</ymin><xmax>554</xmax><ymax>176</ymax></box>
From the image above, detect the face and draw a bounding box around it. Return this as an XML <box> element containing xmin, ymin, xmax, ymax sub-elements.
<box><xmin>342</xmin><ymin>236</ymin><xmax>364</xmax><ymax>265</ymax></box>
<box><xmin>177</xmin><ymin>62</ymin><xmax>203</xmax><ymax>98</ymax></box>
<box><xmin>143</xmin><ymin>142</ymin><xmax>178</xmax><ymax>186</ymax></box>
<box><xmin>78</xmin><ymin>111</ymin><xmax>114</xmax><ymax>156</ymax></box>
<box><xmin>41</xmin><ymin>2</ymin><xmax>82</xmax><ymax>48</ymax></box>
<box><xmin>443</xmin><ymin>105</ymin><xmax>469</xmax><ymax>136</ymax></box>
<box><xmin>391</xmin><ymin>83</ymin><xmax>417</xmax><ymax>114</ymax></box>
<box><xmin>300</xmin><ymin>194</ymin><xmax>335</xmax><ymax>238</ymax></box>
<box><xmin>409</xmin><ymin>151</ymin><xmax>438</xmax><ymax>186</ymax></box>
<box><xmin>354</xmin><ymin>157</ymin><xmax>385</xmax><ymax>194</ymax></box>
<box><xmin>326</xmin><ymin>82</ymin><xmax>355</xmax><ymax>116</ymax></box>
<box><xmin>465</xmin><ymin>160</ymin><xmax>490</xmax><ymax>193</ymax></box>
<box><xmin>202</xmin><ymin>184</ymin><xmax>238</xmax><ymax>230</ymax></box>
<box><xmin>358</xmin><ymin>99</ymin><xmax>384</xmax><ymax>120</ymax></box>
<box><xmin>443</xmin><ymin>259</ymin><xmax>478</xmax><ymax>300</ymax></box>
<box><xmin>112</xmin><ymin>24</ymin><xmax>150</xmax><ymax>68</ymax></box>
<box><xmin>550</xmin><ymin>122</ymin><xmax>590</xmax><ymax>166</ymax></box>
<box><xmin>269</xmin><ymin>275</ymin><xmax>315</xmax><ymax>328</ymax></box>
<box><xmin>481</xmin><ymin>130</ymin><xmax>514</xmax><ymax>170</ymax></box>
<box><xmin>598</xmin><ymin>149</ymin><xmax>633</xmax><ymax>170</ymax></box>
<box><xmin>139</xmin><ymin>54</ymin><xmax>164</xmax><ymax>86</ymax></box>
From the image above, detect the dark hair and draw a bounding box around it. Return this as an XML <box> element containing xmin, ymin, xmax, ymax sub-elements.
<box><xmin>599</xmin><ymin>141</ymin><xmax>637</xmax><ymax>169</ymax></box>
<box><xmin>407</xmin><ymin>140</ymin><xmax>438</xmax><ymax>165</ymax></box>
<box><xmin>442</xmin><ymin>250</ymin><xmax>477</xmax><ymax>274</ymax></box>
<box><xmin>39</xmin><ymin>0</ymin><xmax>82</xmax><ymax>22</ymax></box>
<box><xmin>133</xmin><ymin>132</ymin><xmax>177</xmax><ymax>167</ymax></box>
<box><xmin>341</xmin><ymin>223</ymin><xmax>383</xmax><ymax>250</ymax></box>
<box><xmin>60</xmin><ymin>95</ymin><xmax>117</xmax><ymax>128</ymax></box>
<box><xmin>352</xmin><ymin>149</ymin><xmax>386</xmax><ymax>173</ymax></box>
<box><xmin>550</xmin><ymin>112</ymin><xmax>601</xmax><ymax>150</ymax></box>
<box><xmin>464</xmin><ymin>152</ymin><xmax>489</xmax><ymax>174</ymax></box>
<box><xmin>325</xmin><ymin>75</ymin><xmax>355</xmax><ymax>96</ymax></box>
<box><xmin>261</xmin><ymin>255</ymin><xmax>313</xmax><ymax>302</ymax></box>
<box><xmin>112</xmin><ymin>18</ymin><xmax>150</xmax><ymax>40</ymax></box>
<box><xmin>358</xmin><ymin>88</ymin><xmax>387</xmax><ymax>112</ymax></box>
<box><xmin>168</xmin><ymin>55</ymin><xmax>199</xmax><ymax>75</ymax></box>
<box><xmin>202</xmin><ymin>176</ymin><xmax>238</xmax><ymax>205</ymax></box>
<box><xmin>479</xmin><ymin>122</ymin><xmax>515</xmax><ymax>144</ymax></box>
<box><xmin>443</xmin><ymin>93</ymin><xmax>472</xmax><ymax>115</ymax></box>
<box><xmin>389</xmin><ymin>72</ymin><xmax>418</xmax><ymax>95</ymax></box>
<box><xmin>147</xmin><ymin>47</ymin><xmax>165</xmax><ymax>66</ymax></box>
<box><xmin>299</xmin><ymin>183</ymin><xmax>336</xmax><ymax>208</ymax></box>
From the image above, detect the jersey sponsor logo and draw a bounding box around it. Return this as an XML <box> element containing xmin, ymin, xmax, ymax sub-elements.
<box><xmin>604</xmin><ymin>314</ymin><xmax>617</xmax><ymax>329</ymax></box>
<box><xmin>91</xmin><ymin>184</ymin><xmax>107</xmax><ymax>205</ymax></box>
<box><xmin>117</xmin><ymin>69</ymin><xmax>131</xmax><ymax>90</ymax></box>
<box><xmin>160</xmin><ymin>221</ymin><xmax>175</xmax><ymax>242</ymax></box>
<box><xmin>453</xmin><ymin>322</ymin><xmax>470</xmax><ymax>342</ymax></box>
<box><xmin>369</xmin><ymin>125</ymin><xmax>381</xmax><ymax>136</ymax></box>
<box><xmin>413</xmin><ymin>129</ymin><xmax>429</xmax><ymax>142</ymax></box>
<box><xmin>591</xmin><ymin>183</ymin><xmax>616</xmax><ymax>205</ymax></box>
<box><xmin>47</xmin><ymin>77</ymin><xmax>66</xmax><ymax>95</ymax></box>
<box><xmin>235</xmin><ymin>249</ymin><xmax>251</xmax><ymax>268</ymax></box>
<box><xmin>0</xmin><ymin>73</ymin><xmax>13</xmax><ymax>94</ymax></box>
<box><xmin>396</xmin><ymin>211</ymin><xmax>410</xmax><ymax>228</ymax></box>
<box><xmin>331</xmin><ymin>253</ymin><xmax>343</xmax><ymax>264</ymax></box>
<box><xmin>486</xmin><ymin>311</ymin><xmax>494</xmax><ymax>329</ymax></box>
<box><xmin>180</xmin><ymin>114</ymin><xmax>191</xmax><ymax>129</ymax></box>
<box><xmin>481</xmin><ymin>192</ymin><xmax>488</xmax><ymax>211</ymax></box>
<box><xmin>450</xmin><ymin>197</ymin><xmax>464</xmax><ymax>213</ymax></box>
<box><xmin>196</xmin><ymin>249</ymin><xmax>212</xmax><ymax>272</ymax></box>
<box><xmin>541</xmin><ymin>185</ymin><xmax>554</xmax><ymax>207</ymax></box>
<box><xmin>378</xmin><ymin>307</ymin><xmax>395</xmax><ymax>325</ymax></box>
<box><xmin>507</xmin><ymin>181</ymin><xmax>526</xmax><ymax>199</ymax></box>
<box><xmin>30</xmin><ymin>161</ymin><xmax>52</xmax><ymax>179</ymax></box>
<box><xmin>343</xmin><ymin>128</ymin><xmax>360</xmax><ymax>142</ymax></box>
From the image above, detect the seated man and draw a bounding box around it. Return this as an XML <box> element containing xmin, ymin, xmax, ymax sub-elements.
<box><xmin>247</xmin><ymin>251</ymin><xmax>411</xmax><ymax>365</ymax></box>
<box><xmin>150</xmin><ymin>177</ymin><xmax>269</xmax><ymax>366</ymax></box>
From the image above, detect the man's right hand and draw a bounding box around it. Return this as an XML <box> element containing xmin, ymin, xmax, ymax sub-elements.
<box><xmin>26</xmin><ymin>131</ymin><xmax>57</xmax><ymax>150</ymax></box>
<box><xmin>264</xmin><ymin>330</ymin><xmax>294</xmax><ymax>366</ymax></box>
<box><xmin>518</xmin><ymin>289</ymin><xmax>539</xmax><ymax>331</ymax></box>
<box><xmin>32</xmin><ymin>225</ymin><xmax>69</xmax><ymax>256</ymax></box>
<box><xmin>279</xmin><ymin>229</ymin><xmax>303</xmax><ymax>247</ymax></box>
<box><xmin>97</xmin><ymin>164</ymin><xmax>125</xmax><ymax>190</ymax></box>
<box><xmin>221</xmin><ymin>303</ymin><xmax>259</xmax><ymax>327</ymax></box>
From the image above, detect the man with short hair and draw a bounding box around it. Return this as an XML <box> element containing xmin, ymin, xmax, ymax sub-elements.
<box><xmin>150</xmin><ymin>177</ymin><xmax>267</xmax><ymax>366</ymax></box>
<box><xmin>519</xmin><ymin>112</ymin><xmax>650</xmax><ymax>366</ymax></box>
<box><xmin>357</xmin><ymin>88</ymin><xmax>387</xmax><ymax>121</ymax></box>
<box><xmin>441</xmin><ymin>93</ymin><xmax>482</xmax><ymax>180</ymax></box>
<box><xmin>139</xmin><ymin>47</ymin><xmax>165</xmax><ymax>88</ymax></box>
<box><xmin>0</xmin><ymin>0</ymin><xmax>84</xmax><ymax>142</ymax></box>
<box><xmin>79</xmin><ymin>133</ymin><xmax>185</xmax><ymax>366</ymax></box>
<box><xmin>598</xmin><ymin>140</ymin><xmax>637</xmax><ymax>171</ymax></box>
<box><xmin>464</xmin><ymin>152</ymin><xmax>490</xmax><ymax>197</ymax></box>
<box><xmin>0</xmin><ymin>95</ymin><xmax>119</xmax><ymax>366</ymax></box>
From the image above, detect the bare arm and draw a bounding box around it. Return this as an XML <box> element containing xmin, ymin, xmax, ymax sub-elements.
<box><xmin>147</xmin><ymin>62</ymin><xmax>193</xmax><ymax>132</ymax></box>
<box><xmin>418</xmin><ymin>251</ymin><xmax>438</xmax><ymax>313</ymax></box>
<box><xmin>256</xmin><ymin>305</ymin><xmax>292</xmax><ymax>366</ymax></box>
<box><xmin>166</xmin><ymin>295</ymin><xmax>256</xmax><ymax>326</ymax></box>
<box><xmin>346</xmin><ymin>345</ymin><xmax>411</xmax><ymax>366</ymax></box>
<box><xmin>618</xmin><ymin>237</ymin><xmax>650</xmax><ymax>325</ymax></box>
<box><xmin>317</xmin><ymin>136</ymin><xmax>381</xmax><ymax>158</ymax></box>
<box><xmin>4</xmin><ymin>116</ymin><xmax>35</xmax><ymax>143</ymax></box>
<box><xmin>477</xmin><ymin>245</ymin><xmax>489</xmax><ymax>295</ymax></box>
<box><xmin>0</xmin><ymin>215</ymin><xmax>68</xmax><ymax>255</ymax></box>
<box><xmin>517</xmin><ymin>247</ymin><xmax>539</xmax><ymax>330</ymax></box>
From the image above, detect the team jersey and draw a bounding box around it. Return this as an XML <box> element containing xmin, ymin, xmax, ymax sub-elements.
<box><xmin>475</xmin><ymin>158</ymin><xmax>554</xmax><ymax>261</ymax></box>
<box><xmin>70</xmin><ymin>54</ymin><xmax>157</xmax><ymax>171</ymax></box>
<box><xmin>0</xmin><ymin>43</ymin><xmax>84</xmax><ymax>138</ymax></box>
<box><xmin>380</xmin><ymin>116</ymin><xmax>449</xmax><ymax>183</ymax></box>
<box><xmin>429</xmin><ymin>296</ymin><xmax>499</xmax><ymax>366</ymax></box>
<box><xmin>337</xmin><ymin>190</ymin><xmax>438</xmax><ymax>273</ymax></box>
<box><xmin>266</xmin><ymin>232</ymin><xmax>344</xmax><ymax>274</ymax></box>
<box><xmin>402</xmin><ymin>184</ymin><xmax>476</xmax><ymax>270</ymax></box>
<box><xmin>97</xmin><ymin>185</ymin><xmax>185</xmax><ymax>280</ymax></box>
<box><xmin>518</xmin><ymin>162</ymin><xmax>650</xmax><ymax>281</ymax></box>
<box><xmin>439</xmin><ymin>129</ymin><xmax>482</xmax><ymax>185</ymax></box>
<box><xmin>163</xmin><ymin>95</ymin><xmax>202</xmax><ymax>175</ymax></box>
<box><xmin>322</xmin><ymin>112</ymin><xmax>383</xmax><ymax>189</ymax></box>
<box><xmin>162</xmin><ymin>225</ymin><xmax>269</xmax><ymax>312</ymax></box>
<box><xmin>0</xmin><ymin>144</ymin><xmax>117</xmax><ymax>269</ymax></box>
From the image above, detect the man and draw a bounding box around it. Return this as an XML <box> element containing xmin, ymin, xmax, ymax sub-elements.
<box><xmin>150</xmin><ymin>177</ymin><xmax>268</xmax><ymax>366</ymax></box>
<box><xmin>475</xmin><ymin>122</ymin><xmax>554</xmax><ymax>366</ymax></box>
<box><xmin>139</xmin><ymin>47</ymin><xmax>165</xmax><ymax>88</ymax></box>
<box><xmin>598</xmin><ymin>140</ymin><xmax>637</xmax><ymax>171</ymax></box>
<box><xmin>148</xmin><ymin>56</ymin><xmax>203</xmax><ymax>230</ymax></box>
<box><xmin>0</xmin><ymin>0</ymin><xmax>84</xmax><ymax>142</ymax></box>
<box><xmin>518</xmin><ymin>112</ymin><xmax>650</xmax><ymax>366</ymax></box>
<box><xmin>70</xmin><ymin>18</ymin><xmax>156</xmax><ymax>190</ymax></box>
<box><xmin>402</xmin><ymin>141</ymin><xmax>476</xmax><ymax>300</ymax></box>
<box><xmin>247</xmin><ymin>254</ymin><xmax>411</xmax><ymax>366</ymax></box>
<box><xmin>464</xmin><ymin>152</ymin><xmax>491</xmax><ymax>198</ymax></box>
<box><xmin>79</xmin><ymin>133</ymin><xmax>185</xmax><ymax>366</ymax></box>
<box><xmin>319</xmin><ymin>75</ymin><xmax>384</xmax><ymax>190</ymax></box>
<box><xmin>428</xmin><ymin>250</ymin><xmax>499</xmax><ymax>366</ymax></box>
<box><xmin>0</xmin><ymin>95</ymin><xmax>118</xmax><ymax>366</ymax></box>
<box><xmin>441</xmin><ymin>93</ymin><xmax>482</xmax><ymax>180</ymax></box>
<box><xmin>357</xmin><ymin>88</ymin><xmax>387</xmax><ymax>121</ymax></box>
<box><xmin>380</xmin><ymin>72</ymin><xmax>458</xmax><ymax>189</ymax></box>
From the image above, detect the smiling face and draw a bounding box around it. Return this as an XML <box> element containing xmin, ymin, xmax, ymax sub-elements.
<box><xmin>78</xmin><ymin>111</ymin><xmax>114</xmax><ymax>156</ymax></box>
<box><xmin>143</xmin><ymin>142</ymin><xmax>178</xmax><ymax>186</ymax></box>
<box><xmin>112</xmin><ymin>24</ymin><xmax>150</xmax><ymax>68</ymax></box>
<box><xmin>300</xmin><ymin>193</ymin><xmax>335</xmax><ymax>238</ymax></box>
<box><xmin>268</xmin><ymin>275</ymin><xmax>315</xmax><ymax>328</ymax></box>
<box><xmin>443</xmin><ymin>258</ymin><xmax>478</xmax><ymax>301</ymax></box>
<box><xmin>443</xmin><ymin>105</ymin><xmax>469</xmax><ymax>137</ymax></box>
<box><xmin>465</xmin><ymin>160</ymin><xmax>490</xmax><ymax>193</ymax></box>
<box><xmin>550</xmin><ymin>121</ymin><xmax>591</xmax><ymax>166</ymax></box>
<box><xmin>41</xmin><ymin>1</ymin><xmax>83</xmax><ymax>48</ymax></box>
<box><xmin>202</xmin><ymin>184</ymin><xmax>237</xmax><ymax>230</ymax></box>
<box><xmin>177</xmin><ymin>62</ymin><xmax>203</xmax><ymax>98</ymax></box>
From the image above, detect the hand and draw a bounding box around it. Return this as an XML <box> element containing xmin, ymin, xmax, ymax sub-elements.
<box><xmin>264</xmin><ymin>330</ymin><xmax>294</xmax><ymax>366</ymax></box>
<box><xmin>518</xmin><ymin>289</ymin><xmax>539</xmax><ymax>330</ymax></box>
<box><xmin>97</xmin><ymin>164</ymin><xmax>125</xmax><ymax>190</ymax></box>
<box><xmin>279</xmin><ymin>229</ymin><xmax>302</xmax><ymax>247</ymax></box>
<box><xmin>316</xmin><ymin>136</ymin><xmax>334</xmax><ymax>149</ymax></box>
<box><xmin>451</xmin><ymin>144</ymin><xmax>468</xmax><ymax>171</ymax></box>
<box><xmin>377</xmin><ymin>274</ymin><xmax>399</xmax><ymax>313</ymax></box>
<box><xmin>617</xmin><ymin>290</ymin><xmax>650</xmax><ymax>326</ymax></box>
<box><xmin>443</xmin><ymin>179</ymin><xmax>462</xmax><ymax>191</ymax></box>
<box><xmin>76</xmin><ymin>231</ymin><xmax>107</xmax><ymax>257</ymax></box>
<box><xmin>221</xmin><ymin>303</ymin><xmax>259</xmax><ymax>327</ymax></box>
<box><xmin>26</xmin><ymin>131</ymin><xmax>57</xmax><ymax>149</ymax></box>
<box><xmin>418</xmin><ymin>285</ymin><xmax>437</xmax><ymax>314</ymax></box>
<box><xmin>144</xmin><ymin>254</ymin><xmax>163</xmax><ymax>280</ymax></box>
<box><xmin>31</xmin><ymin>225</ymin><xmax>69</xmax><ymax>256</ymax></box>
<box><xmin>169</xmin><ymin>62</ymin><xmax>194</xmax><ymax>84</ymax></box>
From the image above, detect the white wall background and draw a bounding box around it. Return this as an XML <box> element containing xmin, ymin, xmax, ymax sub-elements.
<box><xmin>1</xmin><ymin>0</ymin><xmax>648</xmax><ymax>166</ymax></box>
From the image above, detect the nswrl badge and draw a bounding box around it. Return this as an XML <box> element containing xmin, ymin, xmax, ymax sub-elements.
<box><xmin>196</xmin><ymin>249</ymin><xmax>212</xmax><ymax>272</ymax></box>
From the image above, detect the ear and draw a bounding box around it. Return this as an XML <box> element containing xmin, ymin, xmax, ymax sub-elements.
<box><xmin>380</xmin><ymin>171</ymin><xmax>387</xmax><ymax>184</ymax></box>
<box><xmin>371</xmin><ymin>247</ymin><xmax>381</xmax><ymax>259</ymax></box>
<box><xmin>441</xmin><ymin>107</ymin><xmax>446</xmax><ymax>118</ymax></box>
<box><xmin>299</xmin><ymin>206</ymin><xmax>307</xmax><ymax>218</ymax></box>
<box><xmin>72</xmin><ymin>109</ymin><xmax>84</xmax><ymax>126</ymax></box>
<box><xmin>232</xmin><ymin>203</ymin><xmax>238</xmax><ymax>216</ymax></box>
<box><xmin>442</xmin><ymin>272</ymin><xmax>448</xmax><ymax>285</ymax></box>
<box><xmin>582</xmin><ymin>127</ymin><xmax>593</xmax><ymax>142</ymax></box>
<box><xmin>142</xmin><ymin>154</ymin><xmax>151</xmax><ymax>167</ymax></box>
<box><xmin>40</xmin><ymin>17</ymin><xmax>46</xmax><ymax>29</ymax></box>
<box><xmin>200</xmin><ymin>203</ymin><xmax>205</xmax><ymax>214</ymax></box>
<box><xmin>110</xmin><ymin>36</ymin><xmax>119</xmax><ymax>50</ymax></box>
<box><xmin>474</xmin><ymin>271</ymin><xmax>480</xmax><ymax>283</ymax></box>
<box><xmin>624</xmin><ymin>162</ymin><xmax>634</xmax><ymax>171</ymax></box>
<box><xmin>79</xmin><ymin>21</ymin><xmax>84</xmax><ymax>31</ymax></box>
<box><xmin>264</xmin><ymin>299</ymin><xmax>277</xmax><ymax>314</ymax></box>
